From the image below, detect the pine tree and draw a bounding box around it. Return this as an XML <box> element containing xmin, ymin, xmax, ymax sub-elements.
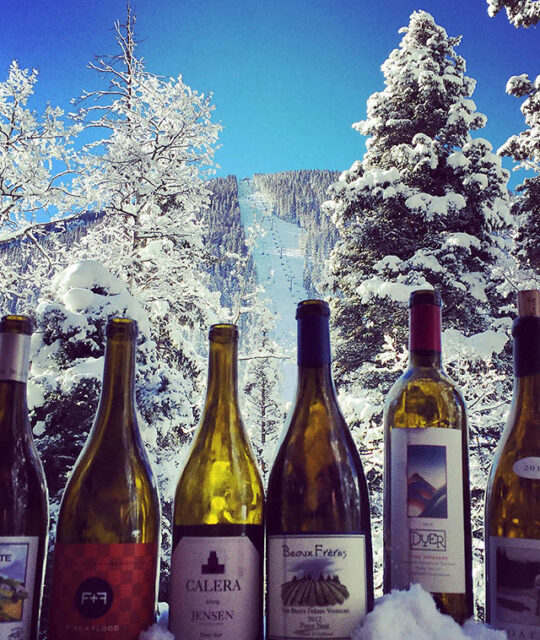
<box><xmin>241</xmin><ymin>308</ymin><xmax>286</xmax><ymax>482</ymax></box>
<box><xmin>487</xmin><ymin>0</ymin><xmax>540</xmax><ymax>27</ymax></box>
<box><xmin>323</xmin><ymin>10</ymin><xmax>514</xmax><ymax>601</ymax></box>
<box><xmin>325</xmin><ymin>10</ymin><xmax>512</xmax><ymax>385</ymax></box>
<box><xmin>498</xmin><ymin>74</ymin><xmax>540</xmax><ymax>283</ymax></box>
<box><xmin>31</xmin><ymin>260</ymin><xmax>193</xmax><ymax>598</ymax></box>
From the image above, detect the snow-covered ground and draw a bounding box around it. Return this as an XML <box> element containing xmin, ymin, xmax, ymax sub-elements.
<box><xmin>140</xmin><ymin>585</ymin><xmax>506</xmax><ymax>640</ymax></box>
<box><xmin>237</xmin><ymin>177</ymin><xmax>310</xmax><ymax>403</ymax></box>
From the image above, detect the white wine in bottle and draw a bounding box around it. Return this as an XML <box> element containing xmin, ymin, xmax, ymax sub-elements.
<box><xmin>169</xmin><ymin>324</ymin><xmax>264</xmax><ymax>640</ymax></box>
<box><xmin>0</xmin><ymin>315</ymin><xmax>48</xmax><ymax>640</ymax></box>
<box><xmin>47</xmin><ymin>318</ymin><xmax>160</xmax><ymax>640</ymax></box>
<box><xmin>266</xmin><ymin>300</ymin><xmax>373</xmax><ymax>640</ymax></box>
<box><xmin>383</xmin><ymin>290</ymin><xmax>473</xmax><ymax>623</ymax></box>
<box><xmin>485</xmin><ymin>289</ymin><xmax>540</xmax><ymax>635</ymax></box>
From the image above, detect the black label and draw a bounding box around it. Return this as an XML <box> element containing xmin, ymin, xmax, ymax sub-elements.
<box><xmin>75</xmin><ymin>577</ymin><xmax>114</xmax><ymax>619</ymax></box>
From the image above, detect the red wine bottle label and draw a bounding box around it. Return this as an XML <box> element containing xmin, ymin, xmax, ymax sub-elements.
<box><xmin>409</xmin><ymin>304</ymin><xmax>441</xmax><ymax>352</ymax></box>
<box><xmin>0</xmin><ymin>334</ymin><xmax>30</xmax><ymax>382</ymax></box>
<box><xmin>48</xmin><ymin>542</ymin><xmax>157</xmax><ymax>640</ymax></box>
<box><xmin>489</xmin><ymin>536</ymin><xmax>540</xmax><ymax>635</ymax></box>
<box><xmin>267</xmin><ymin>534</ymin><xmax>368</xmax><ymax>640</ymax></box>
<box><xmin>169</xmin><ymin>536</ymin><xmax>260</xmax><ymax>640</ymax></box>
<box><xmin>389</xmin><ymin>427</ymin><xmax>466</xmax><ymax>593</ymax></box>
<box><xmin>0</xmin><ymin>536</ymin><xmax>39</xmax><ymax>640</ymax></box>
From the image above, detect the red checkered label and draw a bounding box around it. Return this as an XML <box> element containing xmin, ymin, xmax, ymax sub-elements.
<box><xmin>48</xmin><ymin>542</ymin><xmax>157</xmax><ymax>640</ymax></box>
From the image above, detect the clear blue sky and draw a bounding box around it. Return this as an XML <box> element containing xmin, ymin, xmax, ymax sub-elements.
<box><xmin>0</xmin><ymin>0</ymin><xmax>538</xmax><ymax>187</ymax></box>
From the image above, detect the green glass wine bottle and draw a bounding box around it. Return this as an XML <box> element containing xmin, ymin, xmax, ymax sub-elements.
<box><xmin>485</xmin><ymin>289</ymin><xmax>540</xmax><ymax>636</ymax></box>
<box><xmin>47</xmin><ymin>317</ymin><xmax>160</xmax><ymax>640</ymax></box>
<box><xmin>0</xmin><ymin>315</ymin><xmax>48</xmax><ymax>640</ymax></box>
<box><xmin>266</xmin><ymin>300</ymin><xmax>373</xmax><ymax>640</ymax></box>
<box><xmin>170</xmin><ymin>324</ymin><xmax>264</xmax><ymax>640</ymax></box>
<box><xmin>383</xmin><ymin>289</ymin><xmax>473</xmax><ymax>624</ymax></box>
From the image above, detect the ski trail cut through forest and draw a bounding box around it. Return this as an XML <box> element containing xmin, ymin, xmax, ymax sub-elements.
<box><xmin>237</xmin><ymin>177</ymin><xmax>310</xmax><ymax>403</ymax></box>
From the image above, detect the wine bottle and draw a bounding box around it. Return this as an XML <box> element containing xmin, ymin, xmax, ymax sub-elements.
<box><xmin>383</xmin><ymin>289</ymin><xmax>473</xmax><ymax>623</ymax></box>
<box><xmin>0</xmin><ymin>315</ymin><xmax>48</xmax><ymax>640</ymax></box>
<box><xmin>266</xmin><ymin>299</ymin><xmax>373</xmax><ymax>640</ymax></box>
<box><xmin>169</xmin><ymin>324</ymin><xmax>264</xmax><ymax>640</ymax></box>
<box><xmin>485</xmin><ymin>289</ymin><xmax>540</xmax><ymax>635</ymax></box>
<box><xmin>47</xmin><ymin>317</ymin><xmax>160</xmax><ymax>640</ymax></box>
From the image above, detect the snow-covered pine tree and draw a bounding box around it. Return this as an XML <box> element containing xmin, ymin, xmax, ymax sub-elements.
<box><xmin>487</xmin><ymin>0</ymin><xmax>540</xmax><ymax>27</ymax></box>
<box><xmin>31</xmin><ymin>260</ymin><xmax>193</xmax><ymax>599</ymax></box>
<box><xmin>323</xmin><ymin>10</ymin><xmax>514</xmax><ymax>601</ymax></box>
<box><xmin>498</xmin><ymin>74</ymin><xmax>540</xmax><ymax>284</ymax></box>
<box><xmin>240</xmin><ymin>309</ymin><xmax>286</xmax><ymax>482</ymax></box>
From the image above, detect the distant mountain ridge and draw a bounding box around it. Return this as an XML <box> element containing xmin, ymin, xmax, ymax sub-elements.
<box><xmin>0</xmin><ymin>170</ymin><xmax>340</xmax><ymax>310</ymax></box>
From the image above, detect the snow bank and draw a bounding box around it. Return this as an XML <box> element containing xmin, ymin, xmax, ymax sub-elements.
<box><xmin>139</xmin><ymin>624</ymin><xmax>175</xmax><ymax>640</ymax></box>
<box><xmin>353</xmin><ymin>585</ymin><xmax>506</xmax><ymax>640</ymax></box>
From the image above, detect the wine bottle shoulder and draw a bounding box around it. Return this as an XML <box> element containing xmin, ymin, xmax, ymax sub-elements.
<box><xmin>56</xmin><ymin>435</ymin><xmax>159</xmax><ymax>544</ymax></box>
<box><xmin>267</xmin><ymin>401</ymin><xmax>369</xmax><ymax>533</ymax></box>
<box><xmin>384</xmin><ymin>366</ymin><xmax>466</xmax><ymax>431</ymax></box>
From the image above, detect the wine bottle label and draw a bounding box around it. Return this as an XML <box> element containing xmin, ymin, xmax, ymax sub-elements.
<box><xmin>0</xmin><ymin>536</ymin><xmax>39</xmax><ymax>640</ymax></box>
<box><xmin>0</xmin><ymin>334</ymin><xmax>30</xmax><ymax>383</ymax></box>
<box><xmin>489</xmin><ymin>536</ymin><xmax>540</xmax><ymax>638</ymax></box>
<box><xmin>389</xmin><ymin>427</ymin><xmax>466</xmax><ymax>593</ymax></box>
<box><xmin>267</xmin><ymin>534</ymin><xmax>368</xmax><ymax>640</ymax></box>
<box><xmin>169</xmin><ymin>535</ymin><xmax>260</xmax><ymax>640</ymax></box>
<box><xmin>513</xmin><ymin>457</ymin><xmax>540</xmax><ymax>480</ymax></box>
<box><xmin>48</xmin><ymin>542</ymin><xmax>157</xmax><ymax>640</ymax></box>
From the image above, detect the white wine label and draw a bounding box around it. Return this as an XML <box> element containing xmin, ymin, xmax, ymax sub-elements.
<box><xmin>170</xmin><ymin>536</ymin><xmax>260</xmax><ymax>640</ymax></box>
<box><xmin>489</xmin><ymin>536</ymin><xmax>540</xmax><ymax>638</ymax></box>
<box><xmin>0</xmin><ymin>536</ymin><xmax>39</xmax><ymax>640</ymax></box>
<box><xmin>389</xmin><ymin>427</ymin><xmax>466</xmax><ymax>594</ymax></box>
<box><xmin>267</xmin><ymin>534</ymin><xmax>367</xmax><ymax>640</ymax></box>
<box><xmin>513</xmin><ymin>457</ymin><xmax>540</xmax><ymax>480</ymax></box>
<box><xmin>0</xmin><ymin>334</ymin><xmax>30</xmax><ymax>383</ymax></box>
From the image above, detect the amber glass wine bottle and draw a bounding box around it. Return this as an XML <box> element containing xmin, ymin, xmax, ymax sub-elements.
<box><xmin>383</xmin><ymin>289</ymin><xmax>473</xmax><ymax>623</ymax></box>
<box><xmin>266</xmin><ymin>300</ymin><xmax>373</xmax><ymax>640</ymax></box>
<box><xmin>485</xmin><ymin>289</ymin><xmax>540</xmax><ymax>635</ymax></box>
<box><xmin>170</xmin><ymin>324</ymin><xmax>264</xmax><ymax>640</ymax></box>
<box><xmin>0</xmin><ymin>315</ymin><xmax>48</xmax><ymax>640</ymax></box>
<box><xmin>47</xmin><ymin>317</ymin><xmax>160</xmax><ymax>640</ymax></box>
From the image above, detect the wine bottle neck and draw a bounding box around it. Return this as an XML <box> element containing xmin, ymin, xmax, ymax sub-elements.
<box><xmin>295</xmin><ymin>364</ymin><xmax>337</xmax><ymax>401</ymax></box>
<box><xmin>205</xmin><ymin>333</ymin><xmax>239</xmax><ymax>406</ymax></box>
<box><xmin>93</xmin><ymin>333</ymin><xmax>137</xmax><ymax>439</ymax></box>
<box><xmin>0</xmin><ymin>381</ymin><xmax>29</xmax><ymax>446</ymax></box>
<box><xmin>409</xmin><ymin>350</ymin><xmax>443</xmax><ymax>369</ymax></box>
<box><xmin>512</xmin><ymin>316</ymin><xmax>540</xmax><ymax>415</ymax></box>
<box><xmin>513</xmin><ymin>372</ymin><xmax>540</xmax><ymax>416</ymax></box>
<box><xmin>0</xmin><ymin>330</ymin><xmax>31</xmax><ymax>445</ymax></box>
<box><xmin>408</xmin><ymin>301</ymin><xmax>442</xmax><ymax>369</ymax></box>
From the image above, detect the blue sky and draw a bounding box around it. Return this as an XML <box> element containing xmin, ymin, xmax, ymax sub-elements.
<box><xmin>0</xmin><ymin>0</ymin><xmax>538</xmax><ymax>186</ymax></box>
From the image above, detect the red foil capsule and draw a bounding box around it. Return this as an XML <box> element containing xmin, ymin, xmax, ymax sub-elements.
<box><xmin>409</xmin><ymin>303</ymin><xmax>441</xmax><ymax>353</ymax></box>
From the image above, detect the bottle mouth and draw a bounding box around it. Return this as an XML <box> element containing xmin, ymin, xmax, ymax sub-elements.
<box><xmin>0</xmin><ymin>315</ymin><xmax>33</xmax><ymax>335</ymax></box>
<box><xmin>209</xmin><ymin>324</ymin><xmax>239</xmax><ymax>343</ymax></box>
<box><xmin>107</xmin><ymin>317</ymin><xmax>138</xmax><ymax>337</ymax></box>
<box><xmin>409</xmin><ymin>289</ymin><xmax>441</xmax><ymax>308</ymax></box>
<box><xmin>296</xmin><ymin>299</ymin><xmax>330</xmax><ymax>319</ymax></box>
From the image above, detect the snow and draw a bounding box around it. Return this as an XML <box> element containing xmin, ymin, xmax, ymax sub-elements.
<box><xmin>442</xmin><ymin>328</ymin><xmax>508</xmax><ymax>362</ymax></box>
<box><xmin>139</xmin><ymin>587</ymin><xmax>505</xmax><ymax>640</ymax></box>
<box><xmin>353</xmin><ymin>585</ymin><xmax>506</xmax><ymax>640</ymax></box>
<box><xmin>357</xmin><ymin>277</ymin><xmax>433</xmax><ymax>304</ymax></box>
<box><xmin>237</xmin><ymin>177</ymin><xmax>308</xmax><ymax>401</ymax></box>
<box><xmin>443</xmin><ymin>233</ymin><xmax>482</xmax><ymax>251</ymax></box>
<box><xmin>139</xmin><ymin>624</ymin><xmax>174</xmax><ymax>640</ymax></box>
